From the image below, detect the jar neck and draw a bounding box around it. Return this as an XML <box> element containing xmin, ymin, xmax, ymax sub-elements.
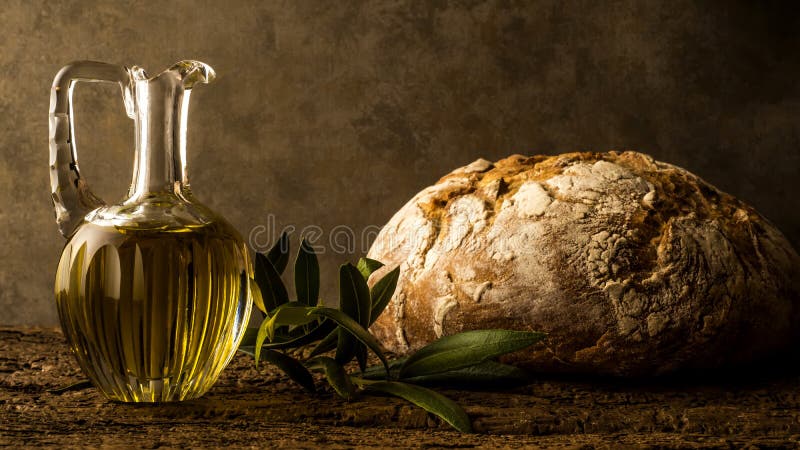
<box><xmin>127</xmin><ymin>76</ymin><xmax>192</xmax><ymax>201</ymax></box>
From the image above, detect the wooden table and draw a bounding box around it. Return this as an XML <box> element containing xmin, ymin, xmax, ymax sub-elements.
<box><xmin>2</xmin><ymin>327</ymin><xmax>799</xmax><ymax>448</ymax></box>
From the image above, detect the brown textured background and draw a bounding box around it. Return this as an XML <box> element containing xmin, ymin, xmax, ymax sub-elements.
<box><xmin>1</xmin><ymin>0</ymin><xmax>798</xmax><ymax>325</ymax></box>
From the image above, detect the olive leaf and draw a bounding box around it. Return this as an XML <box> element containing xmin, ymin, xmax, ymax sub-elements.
<box><xmin>239</xmin><ymin>326</ymin><xmax>259</xmax><ymax>347</ymax></box>
<box><xmin>369</xmin><ymin>266</ymin><xmax>399</xmax><ymax>324</ymax></box>
<box><xmin>308</xmin><ymin>306</ymin><xmax>389</xmax><ymax>377</ymax></box>
<box><xmin>334</xmin><ymin>266</ymin><xmax>358</xmax><ymax>365</ymax></box>
<box><xmin>353</xmin><ymin>379</ymin><xmax>472</xmax><ymax>433</ymax></box>
<box><xmin>266</xmin><ymin>231</ymin><xmax>291</xmax><ymax>274</ymax></box>
<box><xmin>346</xmin><ymin>263</ymin><xmax>372</xmax><ymax>330</ymax></box>
<box><xmin>240</xmin><ymin>320</ymin><xmax>335</xmax><ymax>353</ymax></box>
<box><xmin>294</xmin><ymin>238</ymin><xmax>320</xmax><ymax>306</ymax></box>
<box><xmin>361</xmin><ymin>357</ymin><xmax>407</xmax><ymax>380</ymax></box>
<box><xmin>239</xmin><ymin>347</ymin><xmax>315</xmax><ymax>393</ymax></box>
<box><xmin>47</xmin><ymin>380</ymin><xmax>93</xmax><ymax>394</ymax></box>
<box><xmin>399</xmin><ymin>361</ymin><xmax>530</xmax><ymax>385</ymax></box>
<box><xmin>255</xmin><ymin>304</ymin><xmax>317</xmax><ymax>364</ymax></box>
<box><xmin>356</xmin><ymin>257</ymin><xmax>384</xmax><ymax>280</ymax></box>
<box><xmin>360</xmin><ymin>354</ymin><xmax>531</xmax><ymax>385</ymax></box>
<box><xmin>354</xmin><ymin>345</ymin><xmax>368</xmax><ymax>375</ymax></box>
<box><xmin>263</xmin><ymin>304</ymin><xmax>317</xmax><ymax>340</ymax></box>
<box><xmin>336</xmin><ymin>264</ymin><xmax>372</xmax><ymax>371</ymax></box>
<box><xmin>250</xmin><ymin>279</ymin><xmax>266</xmax><ymax>315</ymax></box>
<box><xmin>399</xmin><ymin>330</ymin><xmax>546</xmax><ymax>378</ymax></box>
<box><xmin>254</xmin><ymin>251</ymin><xmax>288</xmax><ymax>313</ymax></box>
<box><xmin>311</xmin><ymin>265</ymin><xmax>397</xmax><ymax>359</ymax></box>
<box><xmin>307</xmin><ymin>356</ymin><xmax>355</xmax><ymax>400</ymax></box>
<box><xmin>309</xmin><ymin>328</ymin><xmax>338</xmax><ymax>358</ymax></box>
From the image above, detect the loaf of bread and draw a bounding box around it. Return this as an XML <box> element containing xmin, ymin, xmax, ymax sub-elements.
<box><xmin>367</xmin><ymin>152</ymin><xmax>800</xmax><ymax>376</ymax></box>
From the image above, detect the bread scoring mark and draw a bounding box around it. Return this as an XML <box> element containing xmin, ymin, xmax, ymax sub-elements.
<box><xmin>392</xmin><ymin>291</ymin><xmax>409</xmax><ymax>351</ymax></box>
<box><xmin>642</xmin><ymin>190</ymin><xmax>657</xmax><ymax>209</ymax></box>
<box><xmin>432</xmin><ymin>294</ymin><xmax>458</xmax><ymax>338</ymax></box>
<box><xmin>479</xmin><ymin>178</ymin><xmax>502</xmax><ymax>201</ymax></box>
<box><xmin>472</xmin><ymin>281</ymin><xmax>492</xmax><ymax>303</ymax></box>
<box><xmin>440</xmin><ymin>195</ymin><xmax>488</xmax><ymax>254</ymax></box>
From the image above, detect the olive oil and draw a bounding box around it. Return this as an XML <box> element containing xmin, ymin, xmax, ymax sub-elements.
<box><xmin>55</xmin><ymin>221</ymin><xmax>251</xmax><ymax>402</ymax></box>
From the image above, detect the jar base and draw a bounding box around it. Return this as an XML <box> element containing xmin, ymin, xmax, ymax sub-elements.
<box><xmin>101</xmin><ymin>377</ymin><xmax>209</xmax><ymax>403</ymax></box>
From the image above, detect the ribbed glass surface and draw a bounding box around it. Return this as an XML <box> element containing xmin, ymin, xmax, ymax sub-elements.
<box><xmin>55</xmin><ymin>221</ymin><xmax>251</xmax><ymax>402</ymax></box>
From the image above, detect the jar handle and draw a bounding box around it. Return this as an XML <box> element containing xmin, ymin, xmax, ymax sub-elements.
<box><xmin>49</xmin><ymin>61</ymin><xmax>134</xmax><ymax>237</ymax></box>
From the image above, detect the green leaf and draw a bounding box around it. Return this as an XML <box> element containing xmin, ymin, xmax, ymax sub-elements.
<box><xmin>335</xmin><ymin>329</ymin><xmax>357</xmax><ymax>366</ymax></box>
<box><xmin>309</xmin><ymin>328</ymin><xmax>338</xmax><ymax>358</ymax></box>
<box><xmin>400</xmin><ymin>361</ymin><xmax>530</xmax><ymax>385</ymax></box>
<box><xmin>335</xmin><ymin>264</ymin><xmax>372</xmax><ymax>365</ymax></box>
<box><xmin>354</xmin><ymin>379</ymin><xmax>472</xmax><ymax>433</ymax></box>
<box><xmin>361</xmin><ymin>358</ymin><xmax>407</xmax><ymax>380</ymax></box>
<box><xmin>264</xmin><ymin>304</ymin><xmax>317</xmax><ymax>341</ymax></box>
<box><xmin>254</xmin><ymin>252</ymin><xmax>289</xmax><ymax>312</ymax></box>
<box><xmin>294</xmin><ymin>239</ymin><xmax>320</xmax><ymax>306</ymax></box>
<box><xmin>239</xmin><ymin>326</ymin><xmax>259</xmax><ymax>347</ymax></box>
<box><xmin>239</xmin><ymin>320</ymin><xmax>335</xmax><ymax>353</ymax></box>
<box><xmin>355</xmin><ymin>344</ymin><xmax>368</xmax><ymax>373</ymax></box>
<box><xmin>369</xmin><ymin>266</ymin><xmax>399</xmax><ymax>324</ymax></box>
<box><xmin>340</xmin><ymin>263</ymin><xmax>371</xmax><ymax>328</ymax></box>
<box><xmin>254</xmin><ymin>318</ymin><xmax>271</xmax><ymax>367</ymax></box>
<box><xmin>307</xmin><ymin>356</ymin><xmax>355</xmax><ymax>400</ymax></box>
<box><xmin>255</xmin><ymin>304</ymin><xmax>317</xmax><ymax>365</ymax></box>
<box><xmin>256</xmin><ymin>349</ymin><xmax>315</xmax><ymax>393</ymax></box>
<box><xmin>362</xmin><ymin>359</ymin><xmax>528</xmax><ymax>386</ymax></box>
<box><xmin>399</xmin><ymin>330</ymin><xmax>546</xmax><ymax>378</ymax></box>
<box><xmin>270</xmin><ymin>303</ymin><xmax>317</xmax><ymax>326</ymax></box>
<box><xmin>356</xmin><ymin>257</ymin><xmax>384</xmax><ymax>280</ymax></box>
<box><xmin>250</xmin><ymin>279</ymin><xmax>267</xmax><ymax>315</ymax></box>
<box><xmin>47</xmin><ymin>379</ymin><xmax>93</xmax><ymax>394</ymax></box>
<box><xmin>266</xmin><ymin>231</ymin><xmax>291</xmax><ymax>274</ymax></box>
<box><xmin>308</xmin><ymin>306</ymin><xmax>389</xmax><ymax>377</ymax></box>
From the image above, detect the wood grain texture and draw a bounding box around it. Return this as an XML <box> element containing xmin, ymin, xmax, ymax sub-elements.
<box><xmin>2</xmin><ymin>328</ymin><xmax>800</xmax><ymax>448</ymax></box>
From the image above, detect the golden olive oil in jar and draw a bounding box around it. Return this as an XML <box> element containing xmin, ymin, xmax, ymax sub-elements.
<box><xmin>55</xmin><ymin>221</ymin><xmax>250</xmax><ymax>402</ymax></box>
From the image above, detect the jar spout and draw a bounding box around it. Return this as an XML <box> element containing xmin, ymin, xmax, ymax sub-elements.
<box><xmin>132</xmin><ymin>60</ymin><xmax>216</xmax><ymax>89</ymax></box>
<box><xmin>169</xmin><ymin>60</ymin><xmax>216</xmax><ymax>88</ymax></box>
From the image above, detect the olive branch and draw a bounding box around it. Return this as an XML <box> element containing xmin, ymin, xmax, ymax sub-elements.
<box><xmin>238</xmin><ymin>232</ymin><xmax>546</xmax><ymax>433</ymax></box>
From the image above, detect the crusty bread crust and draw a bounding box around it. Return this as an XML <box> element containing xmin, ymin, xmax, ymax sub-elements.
<box><xmin>367</xmin><ymin>151</ymin><xmax>800</xmax><ymax>376</ymax></box>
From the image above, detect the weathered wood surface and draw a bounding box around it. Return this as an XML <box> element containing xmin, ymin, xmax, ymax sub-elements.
<box><xmin>2</xmin><ymin>327</ymin><xmax>800</xmax><ymax>448</ymax></box>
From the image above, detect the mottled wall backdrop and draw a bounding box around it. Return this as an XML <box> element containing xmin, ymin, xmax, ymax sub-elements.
<box><xmin>1</xmin><ymin>1</ymin><xmax>798</xmax><ymax>325</ymax></box>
